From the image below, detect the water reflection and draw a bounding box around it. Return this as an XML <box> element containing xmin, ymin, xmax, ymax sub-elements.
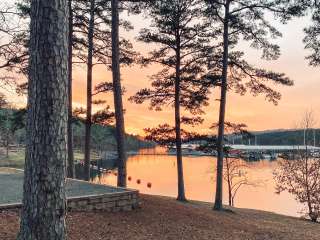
<box><xmin>91</xmin><ymin>149</ymin><xmax>303</xmax><ymax>217</ymax></box>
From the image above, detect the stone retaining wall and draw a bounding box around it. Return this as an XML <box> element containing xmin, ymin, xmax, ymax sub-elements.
<box><xmin>0</xmin><ymin>190</ymin><xmax>139</xmax><ymax>212</ymax></box>
<box><xmin>67</xmin><ymin>190</ymin><xmax>139</xmax><ymax>212</ymax></box>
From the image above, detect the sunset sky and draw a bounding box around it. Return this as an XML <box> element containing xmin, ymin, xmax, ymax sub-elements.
<box><xmin>76</xmin><ymin>14</ymin><xmax>320</xmax><ymax>135</ymax></box>
<box><xmin>3</xmin><ymin>9</ymin><xmax>320</xmax><ymax>135</ymax></box>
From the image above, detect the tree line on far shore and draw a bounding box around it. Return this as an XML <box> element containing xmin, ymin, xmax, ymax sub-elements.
<box><xmin>0</xmin><ymin>107</ymin><xmax>154</xmax><ymax>159</ymax></box>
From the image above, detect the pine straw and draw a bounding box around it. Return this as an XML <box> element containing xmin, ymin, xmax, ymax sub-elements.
<box><xmin>1</xmin><ymin>194</ymin><xmax>319</xmax><ymax>240</ymax></box>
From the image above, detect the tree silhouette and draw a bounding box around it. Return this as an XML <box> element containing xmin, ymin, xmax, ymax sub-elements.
<box><xmin>111</xmin><ymin>0</ymin><xmax>127</xmax><ymax>187</ymax></box>
<box><xmin>0</xmin><ymin>2</ymin><xmax>29</xmax><ymax>88</ymax></box>
<box><xmin>84</xmin><ymin>0</ymin><xmax>96</xmax><ymax>181</ymax></box>
<box><xmin>304</xmin><ymin>1</ymin><xmax>320</xmax><ymax>66</ymax></box>
<box><xmin>274</xmin><ymin>110</ymin><xmax>320</xmax><ymax>222</ymax></box>
<box><xmin>204</xmin><ymin>0</ymin><xmax>302</xmax><ymax>210</ymax></box>
<box><xmin>130</xmin><ymin>0</ymin><xmax>214</xmax><ymax>201</ymax></box>
<box><xmin>73</xmin><ymin>0</ymin><xmax>136</xmax><ymax>181</ymax></box>
<box><xmin>199</xmin><ymin>122</ymin><xmax>257</xmax><ymax>207</ymax></box>
<box><xmin>67</xmin><ymin>0</ymin><xmax>75</xmax><ymax>178</ymax></box>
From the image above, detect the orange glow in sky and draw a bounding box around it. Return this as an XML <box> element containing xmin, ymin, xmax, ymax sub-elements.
<box><xmin>69</xmin><ymin>15</ymin><xmax>320</xmax><ymax>135</ymax></box>
<box><xmin>2</xmin><ymin>14</ymin><xmax>320</xmax><ymax>136</ymax></box>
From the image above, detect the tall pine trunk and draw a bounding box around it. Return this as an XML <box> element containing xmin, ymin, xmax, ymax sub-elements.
<box><xmin>18</xmin><ymin>0</ymin><xmax>68</xmax><ymax>239</ymax></box>
<box><xmin>84</xmin><ymin>0</ymin><xmax>95</xmax><ymax>181</ymax></box>
<box><xmin>111</xmin><ymin>0</ymin><xmax>127</xmax><ymax>187</ymax></box>
<box><xmin>226</xmin><ymin>157</ymin><xmax>232</xmax><ymax>206</ymax></box>
<box><xmin>175</xmin><ymin>36</ymin><xmax>186</xmax><ymax>202</ymax></box>
<box><xmin>5</xmin><ymin>111</ymin><xmax>9</xmax><ymax>158</ymax></box>
<box><xmin>5</xmin><ymin>131</ymin><xmax>9</xmax><ymax>158</ymax></box>
<box><xmin>67</xmin><ymin>0</ymin><xmax>75</xmax><ymax>178</ymax></box>
<box><xmin>214</xmin><ymin>0</ymin><xmax>230</xmax><ymax>211</ymax></box>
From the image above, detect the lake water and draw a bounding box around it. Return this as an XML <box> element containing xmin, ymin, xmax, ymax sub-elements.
<box><xmin>92</xmin><ymin>149</ymin><xmax>304</xmax><ymax>217</ymax></box>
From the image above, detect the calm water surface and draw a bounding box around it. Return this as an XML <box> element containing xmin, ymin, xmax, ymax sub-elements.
<box><xmin>92</xmin><ymin>149</ymin><xmax>303</xmax><ymax>217</ymax></box>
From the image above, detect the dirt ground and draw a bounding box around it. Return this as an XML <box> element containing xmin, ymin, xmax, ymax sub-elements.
<box><xmin>1</xmin><ymin>194</ymin><xmax>319</xmax><ymax>240</ymax></box>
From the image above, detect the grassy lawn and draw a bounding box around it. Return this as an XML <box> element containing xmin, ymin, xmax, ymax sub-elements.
<box><xmin>0</xmin><ymin>148</ymin><xmax>101</xmax><ymax>169</ymax></box>
<box><xmin>0</xmin><ymin>148</ymin><xmax>25</xmax><ymax>169</ymax></box>
<box><xmin>73</xmin><ymin>150</ymin><xmax>101</xmax><ymax>162</ymax></box>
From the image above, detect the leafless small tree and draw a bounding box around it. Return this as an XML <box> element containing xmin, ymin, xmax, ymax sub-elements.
<box><xmin>201</xmin><ymin>122</ymin><xmax>259</xmax><ymax>207</ymax></box>
<box><xmin>223</xmin><ymin>154</ymin><xmax>259</xmax><ymax>207</ymax></box>
<box><xmin>274</xmin><ymin>110</ymin><xmax>320</xmax><ymax>222</ymax></box>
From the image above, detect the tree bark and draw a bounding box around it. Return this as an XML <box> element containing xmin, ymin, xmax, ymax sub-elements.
<box><xmin>5</xmin><ymin>111</ymin><xmax>9</xmax><ymax>158</ymax></box>
<box><xmin>111</xmin><ymin>0</ymin><xmax>127</xmax><ymax>187</ymax></box>
<box><xmin>226</xmin><ymin>157</ymin><xmax>232</xmax><ymax>206</ymax></box>
<box><xmin>18</xmin><ymin>0</ymin><xmax>69</xmax><ymax>239</ymax></box>
<box><xmin>84</xmin><ymin>0</ymin><xmax>96</xmax><ymax>181</ymax></box>
<box><xmin>67</xmin><ymin>0</ymin><xmax>75</xmax><ymax>179</ymax></box>
<box><xmin>214</xmin><ymin>0</ymin><xmax>230</xmax><ymax>211</ymax></box>
<box><xmin>175</xmin><ymin>33</ymin><xmax>186</xmax><ymax>202</ymax></box>
<box><xmin>5</xmin><ymin>135</ymin><xmax>9</xmax><ymax>158</ymax></box>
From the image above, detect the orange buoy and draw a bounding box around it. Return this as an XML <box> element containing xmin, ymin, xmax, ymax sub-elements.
<box><xmin>137</xmin><ymin>179</ymin><xmax>141</xmax><ymax>184</ymax></box>
<box><xmin>128</xmin><ymin>176</ymin><xmax>132</xmax><ymax>181</ymax></box>
<box><xmin>147</xmin><ymin>182</ymin><xmax>152</xmax><ymax>188</ymax></box>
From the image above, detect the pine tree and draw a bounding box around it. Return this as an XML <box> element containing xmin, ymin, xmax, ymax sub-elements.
<box><xmin>304</xmin><ymin>1</ymin><xmax>320</xmax><ymax>66</ymax></box>
<box><xmin>18</xmin><ymin>0</ymin><xmax>69</xmax><ymax>239</ymax></box>
<box><xmin>84</xmin><ymin>0</ymin><xmax>96</xmax><ymax>181</ymax></box>
<box><xmin>73</xmin><ymin>0</ymin><xmax>136</xmax><ymax>181</ymax></box>
<box><xmin>204</xmin><ymin>0</ymin><xmax>303</xmax><ymax>210</ymax></box>
<box><xmin>111</xmin><ymin>0</ymin><xmax>128</xmax><ymax>187</ymax></box>
<box><xmin>0</xmin><ymin>1</ymin><xmax>29</xmax><ymax>84</ymax></box>
<box><xmin>130</xmin><ymin>0</ymin><xmax>213</xmax><ymax>201</ymax></box>
<box><xmin>67</xmin><ymin>0</ymin><xmax>75</xmax><ymax>178</ymax></box>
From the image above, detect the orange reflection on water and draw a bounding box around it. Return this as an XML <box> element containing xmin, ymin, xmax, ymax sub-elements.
<box><xmin>93</xmin><ymin>152</ymin><xmax>303</xmax><ymax>217</ymax></box>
